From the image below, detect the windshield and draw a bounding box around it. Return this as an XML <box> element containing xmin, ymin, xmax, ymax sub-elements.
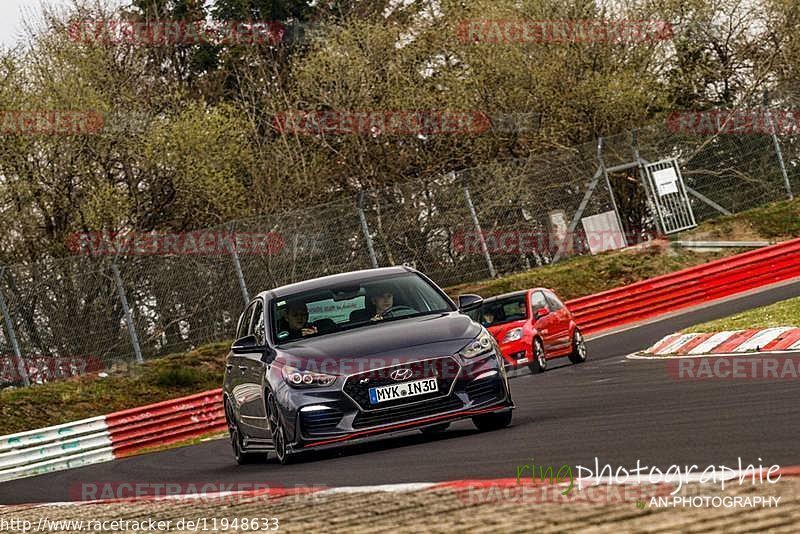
<box><xmin>466</xmin><ymin>294</ymin><xmax>528</xmax><ymax>327</ymax></box>
<box><xmin>271</xmin><ymin>273</ymin><xmax>453</xmax><ymax>343</ymax></box>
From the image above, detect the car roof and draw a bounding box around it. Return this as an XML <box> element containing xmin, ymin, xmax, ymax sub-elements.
<box><xmin>483</xmin><ymin>288</ymin><xmax>551</xmax><ymax>303</ymax></box>
<box><xmin>257</xmin><ymin>266</ymin><xmax>414</xmax><ymax>300</ymax></box>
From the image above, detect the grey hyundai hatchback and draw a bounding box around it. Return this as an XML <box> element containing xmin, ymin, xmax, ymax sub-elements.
<box><xmin>223</xmin><ymin>266</ymin><xmax>514</xmax><ymax>464</ymax></box>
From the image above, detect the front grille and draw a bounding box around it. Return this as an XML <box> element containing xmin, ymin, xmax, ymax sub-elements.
<box><xmin>300</xmin><ymin>407</ymin><xmax>344</xmax><ymax>436</ymax></box>
<box><xmin>352</xmin><ymin>395</ymin><xmax>464</xmax><ymax>428</ymax></box>
<box><xmin>343</xmin><ymin>357</ymin><xmax>460</xmax><ymax>411</ymax></box>
<box><xmin>466</xmin><ymin>378</ymin><xmax>502</xmax><ymax>404</ymax></box>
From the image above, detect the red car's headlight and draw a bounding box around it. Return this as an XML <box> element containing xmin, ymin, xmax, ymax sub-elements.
<box><xmin>502</xmin><ymin>327</ymin><xmax>523</xmax><ymax>343</ymax></box>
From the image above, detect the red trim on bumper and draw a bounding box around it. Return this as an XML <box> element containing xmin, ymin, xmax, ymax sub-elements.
<box><xmin>301</xmin><ymin>405</ymin><xmax>510</xmax><ymax>448</ymax></box>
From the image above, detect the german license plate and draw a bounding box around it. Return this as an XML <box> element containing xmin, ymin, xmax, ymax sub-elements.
<box><xmin>369</xmin><ymin>377</ymin><xmax>438</xmax><ymax>404</ymax></box>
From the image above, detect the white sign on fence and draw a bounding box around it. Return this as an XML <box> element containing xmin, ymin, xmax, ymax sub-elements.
<box><xmin>652</xmin><ymin>167</ymin><xmax>680</xmax><ymax>196</ymax></box>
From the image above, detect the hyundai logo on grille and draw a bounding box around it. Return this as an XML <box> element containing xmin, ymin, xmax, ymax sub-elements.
<box><xmin>390</xmin><ymin>368</ymin><xmax>413</xmax><ymax>381</ymax></box>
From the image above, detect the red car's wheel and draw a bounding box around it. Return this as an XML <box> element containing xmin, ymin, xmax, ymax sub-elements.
<box><xmin>528</xmin><ymin>338</ymin><xmax>547</xmax><ymax>374</ymax></box>
<box><xmin>568</xmin><ymin>329</ymin><xmax>587</xmax><ymax>364</ymax></box>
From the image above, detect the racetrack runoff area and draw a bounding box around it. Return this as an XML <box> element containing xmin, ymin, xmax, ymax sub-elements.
<box><xmin>2</xmin><ymin>473</ymin><xmax>799</xmax><ymax>533</ymax></box>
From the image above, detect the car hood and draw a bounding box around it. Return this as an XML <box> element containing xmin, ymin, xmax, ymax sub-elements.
<box><xmin>277</xmin><ymin>312</ymin><xmax>481</xmax><ymax>369</ymax></box>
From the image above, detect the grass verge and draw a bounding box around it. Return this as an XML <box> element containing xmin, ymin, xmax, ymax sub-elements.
<box><xmin>682</xmin><ymin>295</ymin><xmax>800</xmax><ymax>333</ymax></box>
<box><xmin>445</xmin><ymin>244</ymin><xmax>732</xmax><ymax>300</ymax></box>
<box><xmin>0</xmin><ymin>342</ymin><xmax>229</xmax><ymax>435</ymax></box>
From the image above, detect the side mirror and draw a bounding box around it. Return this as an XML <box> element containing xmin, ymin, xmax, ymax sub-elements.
<box><xmin>458</xmin><ymin>294</ymin><xmax>484</xmax><ymax>311</ymax></box>
<box><xmin>232</xmin><ymin>334</ymin><xmax>263</xmax><ymax>354</ymax></box>
<box><xmin>261</xmin><ymin>346</ymin><xmax>277</xmax><ymax>364</ymax></box>
<box><xmin>534</xmin><ymin>307</ymin><xmax>550</xmax><ymax>320</ymax></box>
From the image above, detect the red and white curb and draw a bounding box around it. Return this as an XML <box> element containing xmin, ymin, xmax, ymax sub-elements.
<box><xmin>12</xmin><ymin>467</ymin><xmax>800</xmax><ymax>507</ymax></box>
<box><xmin>638</xmin><ymin>327</ymin><xmax>800</xmax><ymax>357</ymax></box>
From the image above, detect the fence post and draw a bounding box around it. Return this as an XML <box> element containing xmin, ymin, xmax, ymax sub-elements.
<box><xmin>598</xmin><ymin>137</ymin><xmax>628</xmax><ymax>247</ymax></box>
<box><xmin>226</xmin><ymin>225</ymin><xmax>250</xmax><ymax>305</ymax></box>
<box><xmin>463</xmin><ymin>182</ymin><xmax>496</xmax><ymax>278</ymax></box>
<box><xmin>357</xmin><ymin>192</ymin><xmax>379</xmax><ymax>269</ymax></box>
<box><xmin>0</xmin><ymin>266</ymin><xmax>30</xmax><ymax>387</ymax></box>
<box><xmin>631</xmin><ymin>129</ymin><xmax>664</xmax><ymax>236</ymax></box>
<box><xmin>764</xmin><ymin>90</ymin><xmax>794</xmax><ymax>200</ymax></box>
<box><xmin>111</xmin><ymin>262</ymin><xmax>144</xmax><ymax>364</ymax></box>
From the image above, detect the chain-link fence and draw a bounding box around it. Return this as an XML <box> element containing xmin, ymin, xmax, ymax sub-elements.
<box><xmin>1</xmin><ymin>117</ymin><xmax>796</xmax><ymax>387</ymax></box>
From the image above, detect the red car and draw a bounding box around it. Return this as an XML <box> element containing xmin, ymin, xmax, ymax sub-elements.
<box><xmin>465</xmin><ymin>289</ymin><xmax>586</xmax><ymax>372</ymax></box>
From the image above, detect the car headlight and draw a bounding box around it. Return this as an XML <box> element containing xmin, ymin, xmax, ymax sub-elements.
<box><xmin>282</xmin><ymin>365</ymin><xmax>337</xmax><ymax>387</ymax></box>
<box><xmin>502</xmin><ymin>327</ymin><xmax>523</xmax><ymax>343</ymax></box>
<box><xmin>460</xmin><ymin>330</ymin><xmax>495</xmax><ymax>359</ymax></box>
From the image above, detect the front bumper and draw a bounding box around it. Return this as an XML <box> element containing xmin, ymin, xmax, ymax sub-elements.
<box><xmin>497</xmin><ymin>338</ymin><xmax>531</xmax><ymax>368</ymax></box>
<box><xmin>281</xmin><ymin>352</ymin><xmax>514</xmax><ymax>451</ymax></box>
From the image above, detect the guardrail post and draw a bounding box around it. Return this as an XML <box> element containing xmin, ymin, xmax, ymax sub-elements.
<box><xmin>357</xmin><ymin>192</ymin><xmax>379</xmax><ymax>269</ymax></box>
<box><xmin>225</xmin><ymin>224</ymin><xmax>250</xmax><ymax>305</ymax></box>
<box><xmin>111</xmin><ymin>262</ymin><xmax>144</xmax><ymax>365</ymax></box>
<box><xmin>463</xmin><ymin>181</ymin><xmax>496</xmax><ymax>278</ymax></box>
<box><xmin>0</xmin><ymin>266</ymin><xmax>30</xmax><ymax>387</ymax></box>
<box><xmin>764</xmin><ymin>91</ymin><xmax>793</xmax><ymax>200</ymax></box>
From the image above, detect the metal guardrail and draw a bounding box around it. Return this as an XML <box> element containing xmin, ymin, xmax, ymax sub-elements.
<box><xmin>567</xmin><ymin>237</ymin><xmax>800</xmax><ymax>334</ymax></box>
<box><xmin>0</xmin><ymin>390</ymin><xmax>224</xmax><ymax>483</ymax></box>
<box><xmin>107</xmin><ymin>389</ymin><xmax>225</xmax><ymax>458</ymax></box>
<box><xmin>0</xmin><ymin>416</ymin><xmax>113</xmax><ymax>482</ymax></box>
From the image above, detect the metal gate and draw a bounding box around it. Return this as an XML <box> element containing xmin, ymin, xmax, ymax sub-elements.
<box><xmin>643</xmin><ymin>158</ymin><xmax>697</xmax><ymax>234</ymax></box>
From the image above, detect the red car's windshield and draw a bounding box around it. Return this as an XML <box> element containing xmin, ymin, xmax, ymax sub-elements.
<box><xmin>470</xmin><ymin>295</ymin><xmax>528</xmax><ymax>328</ymax></box>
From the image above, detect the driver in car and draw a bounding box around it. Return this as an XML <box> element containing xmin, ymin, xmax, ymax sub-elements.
<box><xmin>283</xmin><ymin>301</ymin><xmax>318</xmax><ymax>338</ymax></box>
<box><xmin>370</xmin><ymin>287</ymin><xmax>395</xmax><ymax>321</ymax></box>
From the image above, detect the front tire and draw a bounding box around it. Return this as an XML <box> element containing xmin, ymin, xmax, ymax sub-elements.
<box><xmin>267</xmin><ymin>393</ymin><xmax>293</xmax><ymax>465</ymax></box>
<box><xmin>568</xmin><ymin>329</ymin><xmax>587</xmax><ymax>364</ymax></box>
<box><xmin>225</xmin><ymin>400</ymin><xmax>259</xmax><ymax>465</ymax></box>
<box><xmin>528</xmin><ymin>338</ymin><xmax>547</xmax><ymax>374</ymax></box>
<box><xmin>472</xmin><ymin>410</ymin><xmax>512</xmax><ymax>431</ymax></box>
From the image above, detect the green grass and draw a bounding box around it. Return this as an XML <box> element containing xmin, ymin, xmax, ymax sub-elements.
<box><xmin>0</xmin><ymin>342</ymin><xmax>229</xmax><ymax>435</ymax></box>
<box><xmin>132</xmin><ymin>429</ymin><xmax>227</xmax><ymax>455</ymax></box>
<box><xmin>677</xmin><ymin>197</ymin><xmax>800</xmax><ymax>242</ymax></box>
<box><xmin>445</xmin><ymin>245</ymin><xmax>733</xmax><ymax>300</ymax></box>
<box><xmin>683</xmin><ymin>296</ymin><xmax>800</xmax><ymax>333</ymax></box>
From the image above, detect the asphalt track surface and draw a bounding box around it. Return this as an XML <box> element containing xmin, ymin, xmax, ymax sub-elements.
<box><xmin>2</xmin><ymin>280</ymin><xmax>800</xmax><ymax>505</ymax></box>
